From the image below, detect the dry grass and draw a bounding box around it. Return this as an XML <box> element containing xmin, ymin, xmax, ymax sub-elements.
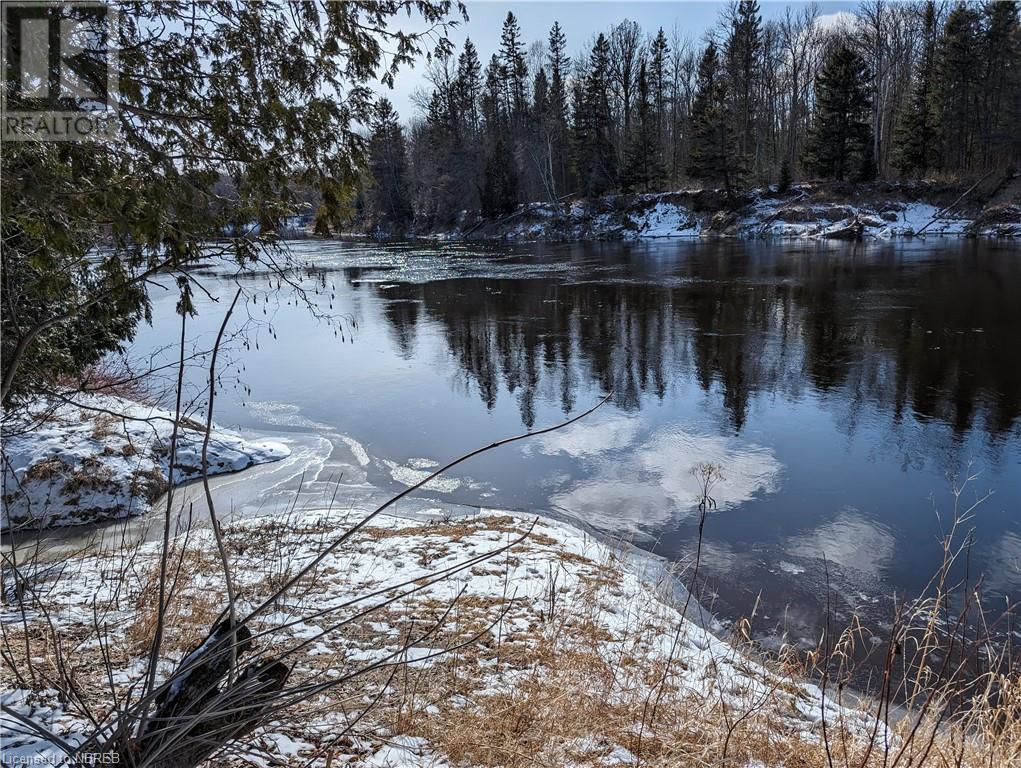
<box><xmin>3</xmin><ymin>505</ymin><xmax>1017</xmax><ymax>768</ymax></box>
<box><xmin>23</xmin><ymin>457</ymin><xmax>67</xmax><ymax>482</ymax></box>
<box><xmin>125</xmin><ymin>547</ymin><xmax>225</xmax><ymax>656</ymax></box>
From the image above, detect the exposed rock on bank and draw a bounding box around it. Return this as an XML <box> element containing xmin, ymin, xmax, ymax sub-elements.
<box><xmin>1</xmin><ymin>394</ymin><xmax>289</xmax><ymax>530</ymax></box>
<box><xmin>443</xmin><ymin>182</ymin><xmax>1020</xmax><ymax>242</ymax></box>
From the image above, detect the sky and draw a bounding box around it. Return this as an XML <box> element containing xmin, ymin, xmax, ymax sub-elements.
<box><xmin>379</xmin><ymin>1</ymin><xmax>859</xmax><ymax>120</ymax></box>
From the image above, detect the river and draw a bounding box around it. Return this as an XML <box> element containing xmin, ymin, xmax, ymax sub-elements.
<box><xmin>125</xmin><ymin>237</ymin><xmax>1020</xmax><ymax>647</ymax></box>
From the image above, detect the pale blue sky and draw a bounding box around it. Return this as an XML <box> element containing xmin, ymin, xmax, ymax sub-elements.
<box><xmin>380</xmin><ymin>1</ymin><xmax>859</xmax><ymax>120</ymax></box>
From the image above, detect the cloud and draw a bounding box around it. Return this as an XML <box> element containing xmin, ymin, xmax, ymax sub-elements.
<box><xmin>786</xmin><ymin>508</ymin><xmax>896</xmax><ymax>579</ymax></box>
<box><xmin>529</xmin><ymin>412</ymin><xmax>642</xmax><ymax>458</ymax></box>
<box><xmin>982</xmin><ymin>531</ymin><xmax>1021</xmax><ymax>596</ymax></box>
<box><xmin>544</xmin><ymin>418</ymin><xmax>782</xmax><ymax>533</ymax></box>
<box><xmin>815</xmin><ymin>11</ymin><xmax>858</xmax><ymax>34</ymax></box>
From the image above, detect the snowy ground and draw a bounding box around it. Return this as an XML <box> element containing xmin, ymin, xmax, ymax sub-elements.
<box><xmin>1</xmin><ymin>394</ymin><xmax>289</xmax><ymax>530</ymax></box>
<box><xmin>474</xmin><ymin>187</ymin><xmax>1018</xmax><ymax>242</ymax></box>
<box><xmin>1</xmin><ymin>506</ymin><xmax>889</xmax><ymax>767</ymax></box>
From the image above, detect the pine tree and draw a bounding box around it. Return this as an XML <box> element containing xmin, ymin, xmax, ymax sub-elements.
<box><xmin>574</xmin><ymin>34</ymin><xmax>617</xmax><ymax>195</ymax></box>
<box><xmin>803</xmin><ymin>41</ymin><xmax>874</xmax><ymax>181</ymax></box>
<box><xmin>934</xmin><ymin>2</ymin><xmax>984</xmax><ymax>172</ymax></box>
<box><xmin>649</xmin><ymin>28</ymin><xmax>671</xmax><ymax>156</ymax></box>
<box><xmin>892</xmin><ymin>1</ymin><xmax>940</xmax><ymax>177</ymax></box>
<box><xmin>624</xmin><ymin>60</ymin><xmax>664</xmax><ymax>192</ymax></box>
<box><xmin>724</xmin><ymin>0</ymin><xmax>762</xmax><ymax>175</ymax></box>
<box><xmin>499</xmin><ymin>12</ymin><xmax>528</xmax><ymax>119</ymax></box>
<box><xmin>456</xmin><ymin>39</ymin><xmax>483</xmax><ymax>137</ymax></box>
<box><xmin>480</xmin><ymin>134</ymin><xmax>519</xmax><ymax>216</ymax></box>
<box><xmin>367</xmin><ymin>99</ymin><xmax>413</xmax><ymax>230</ymax></box>
<box><xmin>688</xmin><ymin>42</ymin><xmax>737</xmax><ymax>191</ymax></box>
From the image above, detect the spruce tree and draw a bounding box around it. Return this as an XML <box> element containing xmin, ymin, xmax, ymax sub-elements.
<box><xmin>548</xmin><ymin>22</ymin><xmax>573</xmax><ymax>193</ymax></box>
<box><xmin>482</xmin><ymin>55</ymin><xmax>505</xmax><ymax>133</ymax></box>
<box><xmin>803</xmin><ymin>41</ymin><xmax>874</xmax><ymax>181</ymax></box>
<box><xmin>367</xmin><ymin>99</ymin><xmax>413</xmax><ymax>230</ymax></box>
<box><xmin>979</xmin><ymin>1</ymin><xmax>1021</xmax><ymax>168</ymax></box>
<box><xmin>499</xmin><ymin>12</ymin><xmax>528</xmax><ymax>119</ymax></box>
<box><xmin>574</xmin><ymin>34</ymin><xmax>617</xmax><ymax>196</ymax></box>
<box><xmin>456</xmin><ymin>39</ymin><xmax>484</xmax><ymax>137</ymax></box>
<box><xmin>724</xmin><ymin>0</ymin><xmax>762</xmax><ymax>175</ymax></box>
<box><xmin>892</xmin><ymin>1</ymin><xmax>940</xmax><ymax>177</ymax></box>
<box><xmin>480</xmin><ymin>134</ymin><xmax>519</xmax><ymax>216</ymax></box>
<box><xmin>548</xmin><ymin>22</ymin><xmax>571</xmax><ymax>126</ymax></box>
<box><xmin>934</xmin><ymin>3</ymin><xmax>984</xmax><ymax>172</ymax></box>
<box><xmin>649</xmin><ymin>28</ymin><xmax>671</xmax><ymax>155</ymax></box>
<box><xmin>688</xmin><ymin>42</ymin><xmax>737</xmax><ymax>192</ymax></box>
<box><xmin>625</xmin><ymin>60</ymin><xmax>665</xmax><ymax>192</ymax></box>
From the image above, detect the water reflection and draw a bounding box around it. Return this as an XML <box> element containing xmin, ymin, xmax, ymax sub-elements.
<box><xmin>358</xmin><ymin>239</ymin><xmax>1020</xmax><ymax>443</ymax></box>
<box><xmin>787</xmin><ymin>508</ymin><xmax>897</xmax><ymax>580</ymax></box>
<box><xmin>530</xmin><ymin>413</ymin><xmax>782</xmax><ymax>532</ymax></box>
<box><xmin>131</xmin><ymin>238</ymin><xmax>1019</xmax><ymax>639</ymax></box>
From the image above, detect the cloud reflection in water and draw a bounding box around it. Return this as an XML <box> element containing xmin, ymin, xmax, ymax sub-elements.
<box><xmin>528</xmin><ymin>413</ymin><xmax>782</xmax><ymax>533</ymax></box>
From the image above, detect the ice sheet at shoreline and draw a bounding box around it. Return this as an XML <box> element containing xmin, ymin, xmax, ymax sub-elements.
<box><xmin>2</xmin><ymin>394</ymin><xmax>289</xmax><ymax>529</ymax></box>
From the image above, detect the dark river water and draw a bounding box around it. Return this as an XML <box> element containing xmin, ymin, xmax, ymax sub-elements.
<box><xmin>130</xmin><ymin>237</ymin><xmax>1021</xmax><ymax>646</ymax></box>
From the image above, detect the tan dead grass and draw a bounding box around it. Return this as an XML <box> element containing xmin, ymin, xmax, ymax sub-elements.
<box><xmin>3</xmin><ymin>511</ymin><xmax>1018</xmax><ymax>768</ymax></box>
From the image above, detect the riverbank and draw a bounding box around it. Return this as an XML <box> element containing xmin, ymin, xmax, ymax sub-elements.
<box><xmin>0</xmin><ymin>508</ymin><xmax>863</xmax><ymax>766</ymax></box>
<box><xmin>355</xmin><ymin>179</ymin><xmax>1017</xmax><ymax>243</ymax></box>
<box><xmin>453</xmin><ymin>183</ymin><xmax>1019</xmax><ymax>242</ymax></box>
<box><xmin>1</xmin><ymin>393</ymin><xmax>289</xmax><ymax>530</ymax></box>
<box><xmin>2</xmin><ymin>506</ymin><xmax>1014</xmax><ymax>767</ymax></box>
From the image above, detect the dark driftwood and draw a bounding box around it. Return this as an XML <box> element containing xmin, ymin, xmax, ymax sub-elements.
<box><xmin>821</xmin><ymin>214</ymin><xmax>865</xmax><ymax>240</ymax></box>
<box><xmin>102</xmin><ymin>619</ymin><xmax>290</xmax><ymax>768</ymax></box>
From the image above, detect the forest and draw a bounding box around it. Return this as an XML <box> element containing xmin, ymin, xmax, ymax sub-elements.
<box><xmin>358</xmin><ymin>1</ymin><xmax>1021</xmax><ymax>233</ymax></box>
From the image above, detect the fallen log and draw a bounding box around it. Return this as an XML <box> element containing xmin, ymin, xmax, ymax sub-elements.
<box><xmin>95</xmin><ymin>618</ymin><xmax>291</xmax><ymax>768</ymax></box>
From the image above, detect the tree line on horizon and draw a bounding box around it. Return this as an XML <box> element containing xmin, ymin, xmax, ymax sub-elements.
<box><xmin>360</xmin><ymin>1</ymin><xmax>1020</xmax><ymax>233</ymax></box>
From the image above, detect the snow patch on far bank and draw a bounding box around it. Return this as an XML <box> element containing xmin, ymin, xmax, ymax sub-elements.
<box><xmin>456</xmin><ymin>186</ymin><xmax>1018</xmax><ymax>242</ymax></box>
<box><xmin>623</xmin><ymin>200</ymin><xmax>702</xmax><ymax>239</ymax></box>
<box><xmin>1</xmin><ymin>394</ymin><xmax>289</xmax><ymax>530</ymax></box>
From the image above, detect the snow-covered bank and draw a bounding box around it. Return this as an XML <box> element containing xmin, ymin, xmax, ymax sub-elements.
<box><xmin>1</xmin><ymin>394</ymin><xmax>289</xmax><ymax>530</ymax></box>
<box><xmin>442</xmin><ymin>183</ymin><xmax>1020</xmax><ymax>242</ymax></box>
<box><xmin>1</xmin><ymin>508</ymin><xmax>878</xmax><ymax>767</ymax></box>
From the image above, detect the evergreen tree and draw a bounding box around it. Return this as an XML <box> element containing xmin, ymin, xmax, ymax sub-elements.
<box><xmin>574</xmin><ymin>34</ymin><xmax>617</xmax><ymax>195</ymax></box>
<box><xmin>499</xmin><ymin>12</ymin><xmax>528</xmax><ymax>119</ymax></box>
<box><xmin>456</xmin><ymin>39</ymin><xmax>484</xmax><ymax>137</ymax></box>
<box><xmin>892</xmin><ymin>1</ymin><xmax>940</xmax><ymax>177</ymax></box>
<box><xmin>533</xmin><ymin>68</ymin><xmax>551</xmax><ymax>123</ymax></box>
<box><xmin>688</xmin><ymin>42</ymin><xmax>737</xmax><ymax>191</ymax></box>
<box><xmin>480</xmin><ymin>134</ymin><xmax>519</xmax><ymax>216</ymax></box>
<box><xmin>548</xmin><ymin>22</ymin><xmax>573</xmax><ymax>193</ymax></box>
<box><xmin>624</xmin><ymin>60</ymin><xmax>664</xmax><ymax>192</ymax></box>
<box><xmin>979</xmin><ymin>1</ymin><xmax>1021</xmax><ymax>168</ymax></box>
<box><xmin>724</xmin><ymin>0</ymin><xmax>762</xmax><ymax>174</ymax></box>
<box><xmin>367</xmin><ymin>99</ymin><xmax>413</xmax><ymax>230</ymax></box>
<box><xmin>778</xmin><ymin>158</ymin><xmax>792</xmax><ymax>192</ymax></box>
<box><xmin>803</xmin><ymin>41</ymin><xmax>874</xmax><ymax>181</ymax></box>
<box><xmin>649</xmin><ymin>28</ymin><xmax>671</xmax><ymax>154</ymax></box>
<box><xmin>548</xmin><ymin>22</ymin><xmax>571</xmax><ymax>126</ymax></box>
<box><xmin>934</xmin><ymin>2</ymin><xmax>984</xmax><ymax>172</ymax></box>
<box><xmin>482</xmin><ymin>54</ymin><xmax>505</xmax><ymax>134</ymax></box>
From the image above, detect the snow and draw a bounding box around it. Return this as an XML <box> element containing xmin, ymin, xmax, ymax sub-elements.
<box><xmin>1</xmin><ymin>394</ymin><xmax>290</xmax><ymax>530</ymax></box>
<box><xmin>455</xmin><ymin>186</ymin><xmax>1016</xmax><ymax>242</ymax></box>
<box><xmin>623</xmin><ymin>201</ymin><xmax>701</xmax><ymax>239</ymax></box>
<box><xmin>1</xmin><ymin>503</ymin><xmax>878</xmax><ymax>765</ymax></box>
